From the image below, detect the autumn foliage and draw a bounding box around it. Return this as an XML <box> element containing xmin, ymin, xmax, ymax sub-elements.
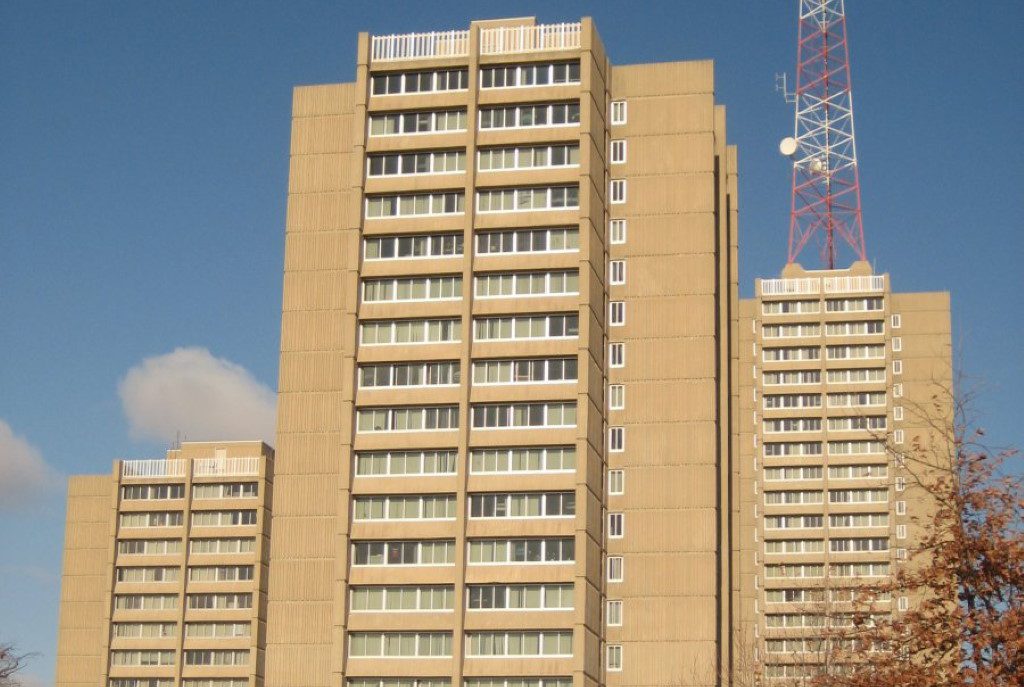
<box><xmin>814</xmin><ymin>403</ymin><xmax>1024</xmax><ymax>687</ymax></box>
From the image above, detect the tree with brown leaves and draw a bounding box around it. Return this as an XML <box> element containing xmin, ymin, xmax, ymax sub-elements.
<box><xmin>814</xmin><ymin>396</ymin><xmax>1023</xmax><ymax>687</ymax></box>
<box><xmin>0</xmin><ymin>642</ymin><xmax>32</xmax><ymax>687</ymax></box>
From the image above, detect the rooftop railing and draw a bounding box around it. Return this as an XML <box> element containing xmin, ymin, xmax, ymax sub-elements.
<box><xmin>369</xmin><ymin>22</ymin><xmax>582</xmax><ymax>62</ymax></box>
<box><xmin>121</xmin><ymin>459</ymin><xmax>186</xmax><ymax>479</ymax></box>
<box><xmin>479</xmin><ymin>22</ymin><xmax>582</xmax><ymax>55</ymax></box>
<box><xmin>371</xmin><ymin>30</ymin><xmax>469</xmax><ymax>62</ymax></box>
<box><xmin>760</xmin><ymin>274</ymin><xmax>885</xmax><ymax>297</ymax></box>
<box><xmin>193</xmin><ymin>457</ymin><xmax>261</xmax><ymax>477</ymax></box>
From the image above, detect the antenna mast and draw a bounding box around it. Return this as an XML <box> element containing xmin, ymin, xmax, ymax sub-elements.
<box><xmin>779</xmin><ymin>0</ymin><xmax>866</xmax><ymax>269</ymax></box>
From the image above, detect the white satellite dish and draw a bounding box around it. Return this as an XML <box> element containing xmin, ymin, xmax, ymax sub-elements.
<box><xmin>779</xmin><ymin>137</ymin><xmax>798</xmax><ymax>157</ymax></box>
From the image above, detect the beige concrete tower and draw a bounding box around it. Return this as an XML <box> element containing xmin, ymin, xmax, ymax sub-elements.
<box><xmin>737</xmin><ymin>263</ymin><xmax>952</xmax><ymax>681</ymax></box>
<box><xmin>265</xmin><ymin>16</ymin><xmax>739</xmax><ymax>687</ymax></box>
<box><xmin>55</xmin><ymin>441</ymin><xmax>274</xmax><ymax>687</ymax></box>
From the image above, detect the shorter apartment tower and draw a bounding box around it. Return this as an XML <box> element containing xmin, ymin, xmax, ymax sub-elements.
<box><xmin>738</xmin><ymin>262</ymin><xmax>952</xmax><ymax>682</ymax></box>
<box><xmin>55</xmin><ymin>441</ymin><xmax>274</xmax><ymax>687</ymax></box>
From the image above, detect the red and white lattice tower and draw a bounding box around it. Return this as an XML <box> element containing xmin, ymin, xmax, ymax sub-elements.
<box><xmin>780</xmin><ymin>0</ymin><xmax>867</xmax><ymax>269</ymax></box>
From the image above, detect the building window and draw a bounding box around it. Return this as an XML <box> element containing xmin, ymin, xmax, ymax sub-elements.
<box><xmin>477</xmin><ymin>185</ymin><xmax>580</xmax><ymax>213</ymax></box>
<box><xmin>607</xmin><ymin>644</ymin><xmax>623</xmax><ymax>671</ymax></box>
<box><xmin>475</xmin><ymin>270</ymin><xmax>579</xmax><ymax>298</ymax></box>
<box><xmin>472</xmin><ymin>357</ymin><xmax>578</xmax><ymax>386</ymax></box>
<box><xmin>609</xmin><ymin>301</ymin><xmax>625</xmax><ymax>326</ymax></box>
<box><xmin>607</xmin><ymin>556</ymin><xmax>624</xmax><ymax>582</ymax></box>
<box><xmin>479</xmin><ymin>102</ymin><xmax>581</xmax><ymax>130</ymax></box>
<box><xmin>369</xmin><ymin>109</ymin><xmax>467</xmax><ymax>137</ymax></box>
<box><xmin>609</xmin><ymin>385</ymin><xmax>625</xmax><ymax>410</ymax></box>
<box><xmin>892</xmin><ymin>336</ymin><xmax>903</xmax><ymax>352</ymax></box>
<box><xmin>609</xmin><ymin>260</ymin><xmax>625</xmax><ymax>285</ymax></box>
<box><xmin>608</xmin><ymin>513</ymin><xmax>624</xmax><ymax>538</ymax></box>
<box><xmin>609</xmin><ymin>427</ymin><xmax>625</xmax><ymax>452</ymax></box>
<box><xmin>610</xmin><ymin>100</ymin><xmax>627</xmax><ymax>125</ymax></box>
<box><xmin>478</xmin><ymin>144</ymin><xmax>581</xmax><ymax>172</ymax></box>
<box><xmin>894</xmin><ymin>429</ymin><xmax>905</xmax><ymax>445</ymax></box>
<box><xmin>608</xmin><ymin>470</ymin><xmax>624</xmax><ymax>495</ymax></box>
<box><xmin>893</xmin><ymin>360</ymin><xmax>903</xmax><ymax>375</ymax></box>
<box><xmin>365</xmin><ymin>192</ymin><xmax>465</xmax><ymax>218</ymax></box>
<box><xmin>606</xmin><ymin>600</ymin><xmax>623</xmax><ymax>626</ymax></box>
<box><xmin>367</xmin><ymin>150</ymin><xmax>466</xmax><ymax>178</ymax></box>
<box><xmin>893</xmin><ymin>382</ymin><xmax>903</xmax><ymax>398</ymax></box>
<box><xmin>891</xmin><ymin>314</ymin><xmax>902</xmax><ymax>328</ymax></box>
<box><xmin>468</xmin><ymin>492</ymin><xmax>576</xmax><ymax>519</ymax></box>
<box><xmin>895</xmin><ymin>476</ymin><xmax>906</xmax><ymax>492</ymax></box>
<box><xmin>898</xmin><ymin>596</ymin><xmax>909</xmax><ymax>612</ymax></box>
<box><xmin>610</xmin><ymin>179</ymin><xmax>626</xmax><ymax>204</ymax></box>
<box><xmin>356</xmin><ymin>406</ymin><xmax>459</xmax><ymax>433</ymax></box>
<box><xmin>896</xmin><ymin>500</ymin><xmax>907</xmax><ymax>515</ymax></box>
<box><xmin>609</xmin><ymin>342</ymin><xmax>625</xmax><ymax>367</ymax></box>
<box><xmin>468</xmin><ymin>538</ymin><xmax>574</xmax><ymax>565</ymax></box>
<box><xmin>609</xmin><ymin>219</ymin><xmax>626</xmax><ymax>244</ymax></box>
<box><xmin>896</xmin><ymin>524</ymin><xmax>907</xmax><ymax>539</ymax></box>
<box><xmin>471</xmin><ymin>402</ymin><xmax>577</xmax><ymax>429</ymax></box>
<box><xmin>476</xmin><ymin>227</ymin><xmax>579</xmax><ymax>255</ymax></box>
<box><xmin>610</xmin><ymin>140</ymin><xmax>626</xmax><ymax>164</ymax></box>
<box><xmin>894</xmin><ymin>406</ymin><xmax>904</xmax><ymax>421</ymax></box>
<box><xmin>480</xmin><ymin>61</ymin><xmax>581</xmax><ymax>89</ymax></box>
<box><xmin>371</xmin><ymin>69</ymin><xmax>468</xmax><ymax>96</ymax></box>
<box><xmin>896</xmin><ymin>548</ymin><xmax>908</xmax><ymax>561</ymax></box>
<box><xmin>364</xmin><ymin>233</ymin><xmax>464</xmax><ymax>260</ymax></box>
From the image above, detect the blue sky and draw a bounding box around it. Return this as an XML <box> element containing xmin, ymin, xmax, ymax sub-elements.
<box><xmin>1</xmin><ymin>1</ymin><xmax>1022</xmax><ymax>682</ymax></box>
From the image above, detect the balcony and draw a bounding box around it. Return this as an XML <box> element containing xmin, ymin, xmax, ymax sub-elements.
<box><xmin>371</xmin><ymin>30</ymin><xmax>469</xmax><ymax>62</ymax></box>
<box><xmin>121</xmin><ymin>459</ymin><xmax>186</xmax><ymax>479</ymax></box>
<box><xmin>760</xmin><ymin>275</ymin><xmax>885</xmax><ymax>297</ymax></box>
<box><xmin>479</xmin><ymin>22</ymin><xmax>582</xmax><ymax>55</ymax></box>
<box><xmin>369</xmin><ymin>22</ymin><xmax>582</xmax><ymax>63</ymax></box>
<box><xmin>192</xmin><ymin>457</ymin><xmax>261</xmax><ymax>477</ymax></box>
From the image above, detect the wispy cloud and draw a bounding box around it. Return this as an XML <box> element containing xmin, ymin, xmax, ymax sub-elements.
<box><xmin>118</xmin><ymin>347</ymin><xmax>276</xmax><ymax>445</ymax></box>
<box><xmin>0</xmin><ymin>420</ymin><xmax>62</xmax><ymax>512</ymax></box>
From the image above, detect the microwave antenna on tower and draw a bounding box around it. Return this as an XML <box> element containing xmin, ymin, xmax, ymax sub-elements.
<box><xmin>778</xmin><ymin>0</ymin><xmax>866</xmax><ymax>269</ymax></box>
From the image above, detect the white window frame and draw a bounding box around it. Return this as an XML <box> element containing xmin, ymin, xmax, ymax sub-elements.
<box><xmin>608</xmin><ymin>469</ymin><xmax>625</xmax><ymax>495</ymax></box>
<box><xmin>895</xmin><ymin>476</ymin><xmax>906</xmax><ymax>492</ymax></box>
<box><xmin>894</xmin><ymin>429</ymin><xmax>905</xmax><ymax>445</ymax></box>
<box><xmin>898</xmin><ymin>596</ymin><xmax>909</xmax><ymax>612</ymax></box>
<box><xmin>891</xmin><ymin>314</ymin><xmax>902</xmax><ymax>328</ymax></box>
<box><xmin>609</xmin><ymin>343</ymin><xmax>625</xmax><ymax>368</ymax></box>
<box><xmin>606</xmin><ymin>600</ymin><xmax>623</xmax><ymax>627</ymax></box>
<box><xmin>610</xmin><ymin>139</ymin><xmax>626</xmax><ymax>164</ymax></box>
<box><xmin>609</xmin><ymin>260</ymin><xmax>625</xmax><ymax>285</ymax></box>
<box><xmin>893</xmin><ymin>382</ymin><xmax>903</xmax><ymax>398</ymax></box>
<box><xmin>610</xmin><ymin>100</ymin><xmax>627</xmax><ymax>125</ymax></box>
<box><xmin>609</xmin><ymin>301</ymin><xmax>625</xmax><ymax>326</ymax></box>
<box><xmin>894</xmin><ymin>406</ymin><xmax>904</xmax><ymax>421</ymax></box>
<box><xmin>893</xmin><ymin>360</ymin><xmax>903</xmax><ymax>375</ymax></box>
<box><xmin>609</xmin><ymin>219</ymin><xmax>626</xmax><ymax>244</ymax></box>
<box><xmin>896</xmin><ymin>500</ymin><xmax>907</xmax><ymax>515</ymax></box>
<box><xmin>610</xmin><ymin>179</ymin><xmax>626</xmax><ymax>204</ymax></box>
<box><xmin>609</xmin><ymin>427</ymin><xmax>625</xmax><ymax>452</ymax></box>
<box><xmin>609</xmin><ymin>384</ymin><xmax>625</xmax><ymax>410</ymax></box>
<box><xmin>896</xmin><ymin>524</ymin><xmax>907</xmax><ymax>539</ymax></box>
<box><xmin>607</xmin><ymin>556</ymin><xmax>624</xmax><ymax>582</ymax></box>
<box><xmin>608</xmin><ymin>512</ymin><xmax>624</xmax><ymax>538</ymax></box>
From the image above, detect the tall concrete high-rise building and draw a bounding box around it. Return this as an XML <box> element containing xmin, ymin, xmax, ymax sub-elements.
<box><xmin>55</xmin><ymin>441</ymin><xmax>274</xmax><ymax>687</ymax></box>
<box><xmin>736</xmin><ymin>263</ymin><xmax>952</xmax><ymax>681</ymax></box>
<box><xmin>265</xmin><ymin>16</ymin><xmax>740</xmax><ymax>687</ymax></box>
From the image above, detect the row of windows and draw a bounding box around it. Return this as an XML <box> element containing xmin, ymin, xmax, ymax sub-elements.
<box><xmin>369</xmin><ymin>109</ymin><xmax>468</xmax><ymax>136</ymax></box>
<box><xmin>357</xmin><ymin>312</ymin><xmax>579</xmax><ymax>346</ymax></box>
<box><xmin>366</xmin><ymin>100</ymin><xmax>586</xmax><ymax>138</ymax></box>
<box><xmin>371</xmin><ymin>69</ymin><xmax>468</xmax><ymax>95</ymax></box>
<box><xmin>364</xmin><ymin>233</ymin><xmax>463</xmax><ymax>260</ymax></box>
<box><xmin>761</xmin><ymin>344</ymin><xmax>885</xmax><ymax>361</ymax></box>
<box><xmin>467</xmin><ymin>631</ymin><xmax>572</xmax><ymax>657</ymax></box>
<box><xmin>353</xmin><ymin>495</ymin><xmax>456</xmax><ymax>521</ymax></box>
<box><xmin>112</xmin><ymin>622</ymin><xmax>176</xmax><ymax>638</ymax></box>
<box><xmin>356</xmin><ymin>406</ymin><xmax>459</xmax><ymax>432</ymax></box>
<box><xmin>764</xmin><ymin>488</ymin><xmax>888</xmax><ymax>505</ymax></box>
<box><xmin>332</xmin><ymin>538</ymin><xmax>575</xmax><ymax>569</ymax></box>
<box><xmin>761</xmin><ymin>297</ymin><xmax>883</xmax><ymax>315</ymax></box>
<box><xmin>362</xmin><ymin>275</ymin><xmax>462</xmax><ymax>302</ymax></box>
<box><xmin>765</xmin><ymin>513</ymin><xmax>889</xmax><ymax>529</ymax></box>
<box><xmin>361</xmin><ymin>270</ymin><xmax>583</xmax><ymax>302</ymax></box>
<box><xmin>762</xmin><ymin>416</ymin><xmax>888</xmax><ymax>433</ymax></box>
<box><xmin>352</xmin><ymin>447</ymin><xmax>577</xmax><ymax>477</ymax></box>
<box><xmin>359</xmin><ymin>318</ymin><xmax>461</xmax><ymax>345</ymax></box>
<box><xmin>763</xmin><ymin>464</ymin><xmax>887</xmax><ymax>480</ymax></box>
<box><xmin>116</xmin><ymin>566</ymin><xmax>178</xmax><ymax>583</ymax></box>
<box><xmin>470</xmin><ymin>402</ymin><xmax>577</xmax><ymax>429</ymax></box>
<box><xmin>472</xmin><ymin>357</ymin><xmax>577</xmax><ymax>384</ymax></box>
<box><xmin>764</xmin><ymin>588</ymin><xmax>891</xmax><ymax>604</ymax></box>
<box><xmin>765</xmin><ymin>562</ymin><xmax>892</xmax><ymax>579</ymax></box>
<box><xmin>476</xmin><ymin>185</ymin><xmax>579</xmax><ymax>212</ymax></box>
<box><xmin>351</xmin><ymin>586</ymin><xmax>454</xmax><ymax>612</ymax></box>
<box><xmin>480</xmin><ymin>102</ymin><xmax>580</xmax><ymax>129</ymax></box>
<box><xmin>763</xmin><ymin>368</ymin><xmax>886</xmax><ymax>385</ymax></box>
<box><xmin>347</xmin><ymin>584</ymin><xmax>574</xmax><ymax>612</ymax></box>
<box><xmin>475</xmin><ymin>270</ymin><xmax>579</xmax><ymax>297</ymax></box>
<box><xmin>187</xmin><ymin>565</ymin><xmax>254</xmax><ymax>582</ymax></box>
<box><xmin>478</xmin><ymin>144</ymin><xmax>580</xmax><ymax>171</ymax></box>
<box><xmin>110</xmin><ymin>681</ymin><xmax>246</xmax><ymax>687</ymax></box>
<box><xmin>474</xmin><ymin>313</ymin><xmax>578</xmax><ymax>340</ymax></box>
<box><xmin>121</xmin><ymin>484</ymin><xmax>185</xmax><ymax>500</ymax></box>
<box><xmin>348</xmin><ymin>630</ymin><xmax>573</xmax><ymax>658</ymax></box>
<box><xmin>480</xmin><ymin>61</ymin><xmax>580</xmax><ymax>88</ymax></box>
<box><xmin>359</xmin><ymin>361</ymin><xmax>460</xmax><ymax>388</ymax></box>
<box><xmin>476</xmin><ymin>227</ymin><xmax>579</xmax><ymax>254</ymax></box>
<box><xmin>365</xmin><ymin>192</ymin><xmax>464</xmax><ymax>218</ymax></box>
<box><xmin>468</xmin><ymin>491</ymin><xmax>575</xmax><ymax>518</ymax></box>
<box><xmin>762</xmin><ymin>321</ymin><xmax>884</xmax><ymax>337</ymax></box>
<box><xmin>367</xmin><ymin>150</ymin><xmax>465</xmax><ymax>177</ymax></box>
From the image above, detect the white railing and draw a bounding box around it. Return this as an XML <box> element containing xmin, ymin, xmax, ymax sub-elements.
<box><xmin>193</xmin><ymin>456</ymin><xmax>261</xmax><ymax>477</ymax></box>
<box><xmin>824</xmin><ymin>275</ymin><xmax>886</xmax><ymax>294</ymax></box>
<box><xmin>121</xmin><ymin>459</ymin><xmax>186</xmax><ymax>479</ymax></box>
<box><xmin>479</xmin><ymin>22</ymin><xmax>582</xmax><ymax>55</ymax></box>
<box><xmin>371</xmin><ymin>30</ymin><xmax>469</xmax><ymax>62</ymax></box>
<box><xmin>760</xmin><ymin>274</ymin><xmax>885</xmax><ymax>297</ymax></box>
<box><xmin>760</xmin><ymin>278</ymin><xmax>821</xmax><ymax>296</ymax></box>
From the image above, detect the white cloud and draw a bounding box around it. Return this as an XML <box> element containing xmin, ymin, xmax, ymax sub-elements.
<box><xmin>119</xmin><ymin>347</ymin><xmax>276</xmax><ymax>445</ymax></box>
<box><xmin>0</xmin><ymin>420</ymin><xmax>62</xmax><ymax>512</ymax></box>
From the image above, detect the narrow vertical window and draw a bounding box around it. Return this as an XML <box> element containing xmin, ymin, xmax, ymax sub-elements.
<box><xmin>609</xmin><ymin>302</ymin><xmax>625</xmax><ymax>326</ymax></box>
<box><xmin>892</xmin><ymin>360</ymin><xmax>903</xmax><ymax>375</ymax></box>
<box><xmin>609</xmin><ymin>219</ymin><xmax>626</xmax><ymax>244</ymax></box>
<box><xmin>891</xmin><ymin>314</ymin><xmax>902</xmax><ymax>328</ymax></box>
<box><xmin>610</xmin><ymin>179</ymin><xmax>626</xmax><ymax>204</ymax></box>
<box><xmin>894</xmin><ymin>406</ymin><xmax>904</xmax><ymax>421</ymax></box>
<box><xmin>608</xmin><ymin>470</ymin><xmax>624</xmax><ymax>495</ymax></box>
<box><xmin>609</xmin><ymin>427</ymin><xmax>625</xmax><ymax>452</ymax></box>
<box><xmin>892</xmin><ymin>336</ymin><xmax>902</xmax><ymax>352</ymax></box>
<box><xmin>895</xmin><ymin>476</ymin><xmax>906</xmax><ymax>492</ymax></box>
<box><xmin>607</xmin><ymin>644</ymin><xmax>623</xmax><ymax>670</ymax></box>
<box><xmin>608</xmin><ymin>513</ymin><xmax>624</xmax><ymax>538</ymax></box>
<box><xmin>609</xmin><ymin>385</ymin><xmax>625</xmax><ymax>410</ymax></box>
<box><xmin>610</xmin><ymin>101</ymin><xmax>627</xmax><ymax>125</ymax></box>
<box><xmin>896</xmin><ymin>500</ymin><xmax>907</xmax><ymax>515</ymax></box>
<box><xmin>607</xmin><ymin>556</ymin><xmax>624</xmax><ymax>582</ymax></box>
<box><xmin>609</xmin><ymin>343</ymin><xmax>625</xmax><ymax>368</ymax></box>
<box><xmin>609</xmin><ymin>261</ymin><xmax>625</xmax><ymax>285</ymax></box>
<box><xmin>606</xmin><ymin>600</ymin><xmax>623</xmax><ymax>626</ymax></box>
<box><xmin>610</xmin><ymin>140</ymin><xmax>626</xmax><ymax>164</ymax></box>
